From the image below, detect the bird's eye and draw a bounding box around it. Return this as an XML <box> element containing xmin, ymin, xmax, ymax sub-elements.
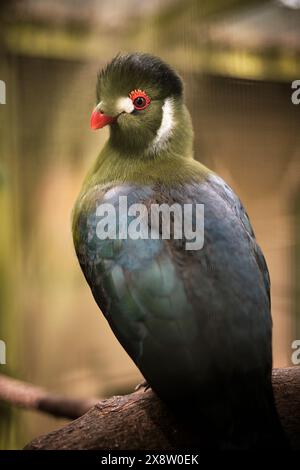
<box><xmin>134</xmin><ymin>96</ymin><xmax>146</xmax><ymax>109</ymax></box>
<box><xmin>129</xmin><ymin>89</ymin><xmax>150</xmax><ymax>111</ymax></box>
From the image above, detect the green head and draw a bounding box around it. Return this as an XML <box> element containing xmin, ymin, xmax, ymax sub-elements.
<box><xmin>91</xmin><ymin>53</ymin><xmax>194</xmax><ymax>159</ymax></box>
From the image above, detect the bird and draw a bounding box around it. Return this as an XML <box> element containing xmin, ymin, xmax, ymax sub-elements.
<box><xmin>72</xmin><ymin>53</ymin><xmax>287</xmax><ymax>449</ymax></box>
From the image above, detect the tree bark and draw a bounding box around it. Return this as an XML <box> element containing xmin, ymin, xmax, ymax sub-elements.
<box><xmin>24</xmin><ymin>367</ymin><xmax>300</xmax><ymax>450</ymax></box>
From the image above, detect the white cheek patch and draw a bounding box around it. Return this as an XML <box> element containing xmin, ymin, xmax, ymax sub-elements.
<box><xmin>152</xmin><ymin>97</ymin><xmax>174</xmax><ymax>152</ymax></box>
<box><xmin>117</xmin><ymin>97</ymin><xmax>134</xmax><ymax>114</ymax></box>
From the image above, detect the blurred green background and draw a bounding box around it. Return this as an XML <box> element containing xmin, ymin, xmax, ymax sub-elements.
<box><xmin>0</xmin><ymin>0</ymin><xmax>299</xmax><ymax>449</ymax></box>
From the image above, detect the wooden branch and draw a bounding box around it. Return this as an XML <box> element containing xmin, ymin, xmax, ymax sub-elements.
<box><xmin>0</xmin><ymin>374</ymin><xmax>99</xmax><ymax>420</ymax></box>
<box><xmin>24</xmin><ymin>367</ymin><xmax>300</xmax><ymax>450</ymax></box>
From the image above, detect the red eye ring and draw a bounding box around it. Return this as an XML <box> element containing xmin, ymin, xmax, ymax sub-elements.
<box><xmin>129</xmin><ymin>89</ymin><xmax>151</xmax><ymax>110</ymax></box>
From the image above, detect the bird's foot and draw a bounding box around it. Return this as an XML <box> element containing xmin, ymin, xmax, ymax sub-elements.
<box><xmin>135</xmin><ymin>380</ymin><xmax>150</xmax><ymax>392</ymax></box>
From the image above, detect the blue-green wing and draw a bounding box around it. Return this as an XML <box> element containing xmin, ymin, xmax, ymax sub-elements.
<box><xmin>73</xmin><ymin>177</ymin><xmax>272</xmax><ymax>405</ymax></box>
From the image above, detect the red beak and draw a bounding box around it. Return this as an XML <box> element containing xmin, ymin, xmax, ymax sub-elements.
<box><xmin>90</xmin><ymin>108</ymin><xmax>116</xmax><ymax>130</ymax></box>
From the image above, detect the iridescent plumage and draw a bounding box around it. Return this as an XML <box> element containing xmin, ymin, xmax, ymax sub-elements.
<box><xmin>73</xmin><ymin>53</ymin><xmax>286</xmax><ymax>449</ymax></box>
